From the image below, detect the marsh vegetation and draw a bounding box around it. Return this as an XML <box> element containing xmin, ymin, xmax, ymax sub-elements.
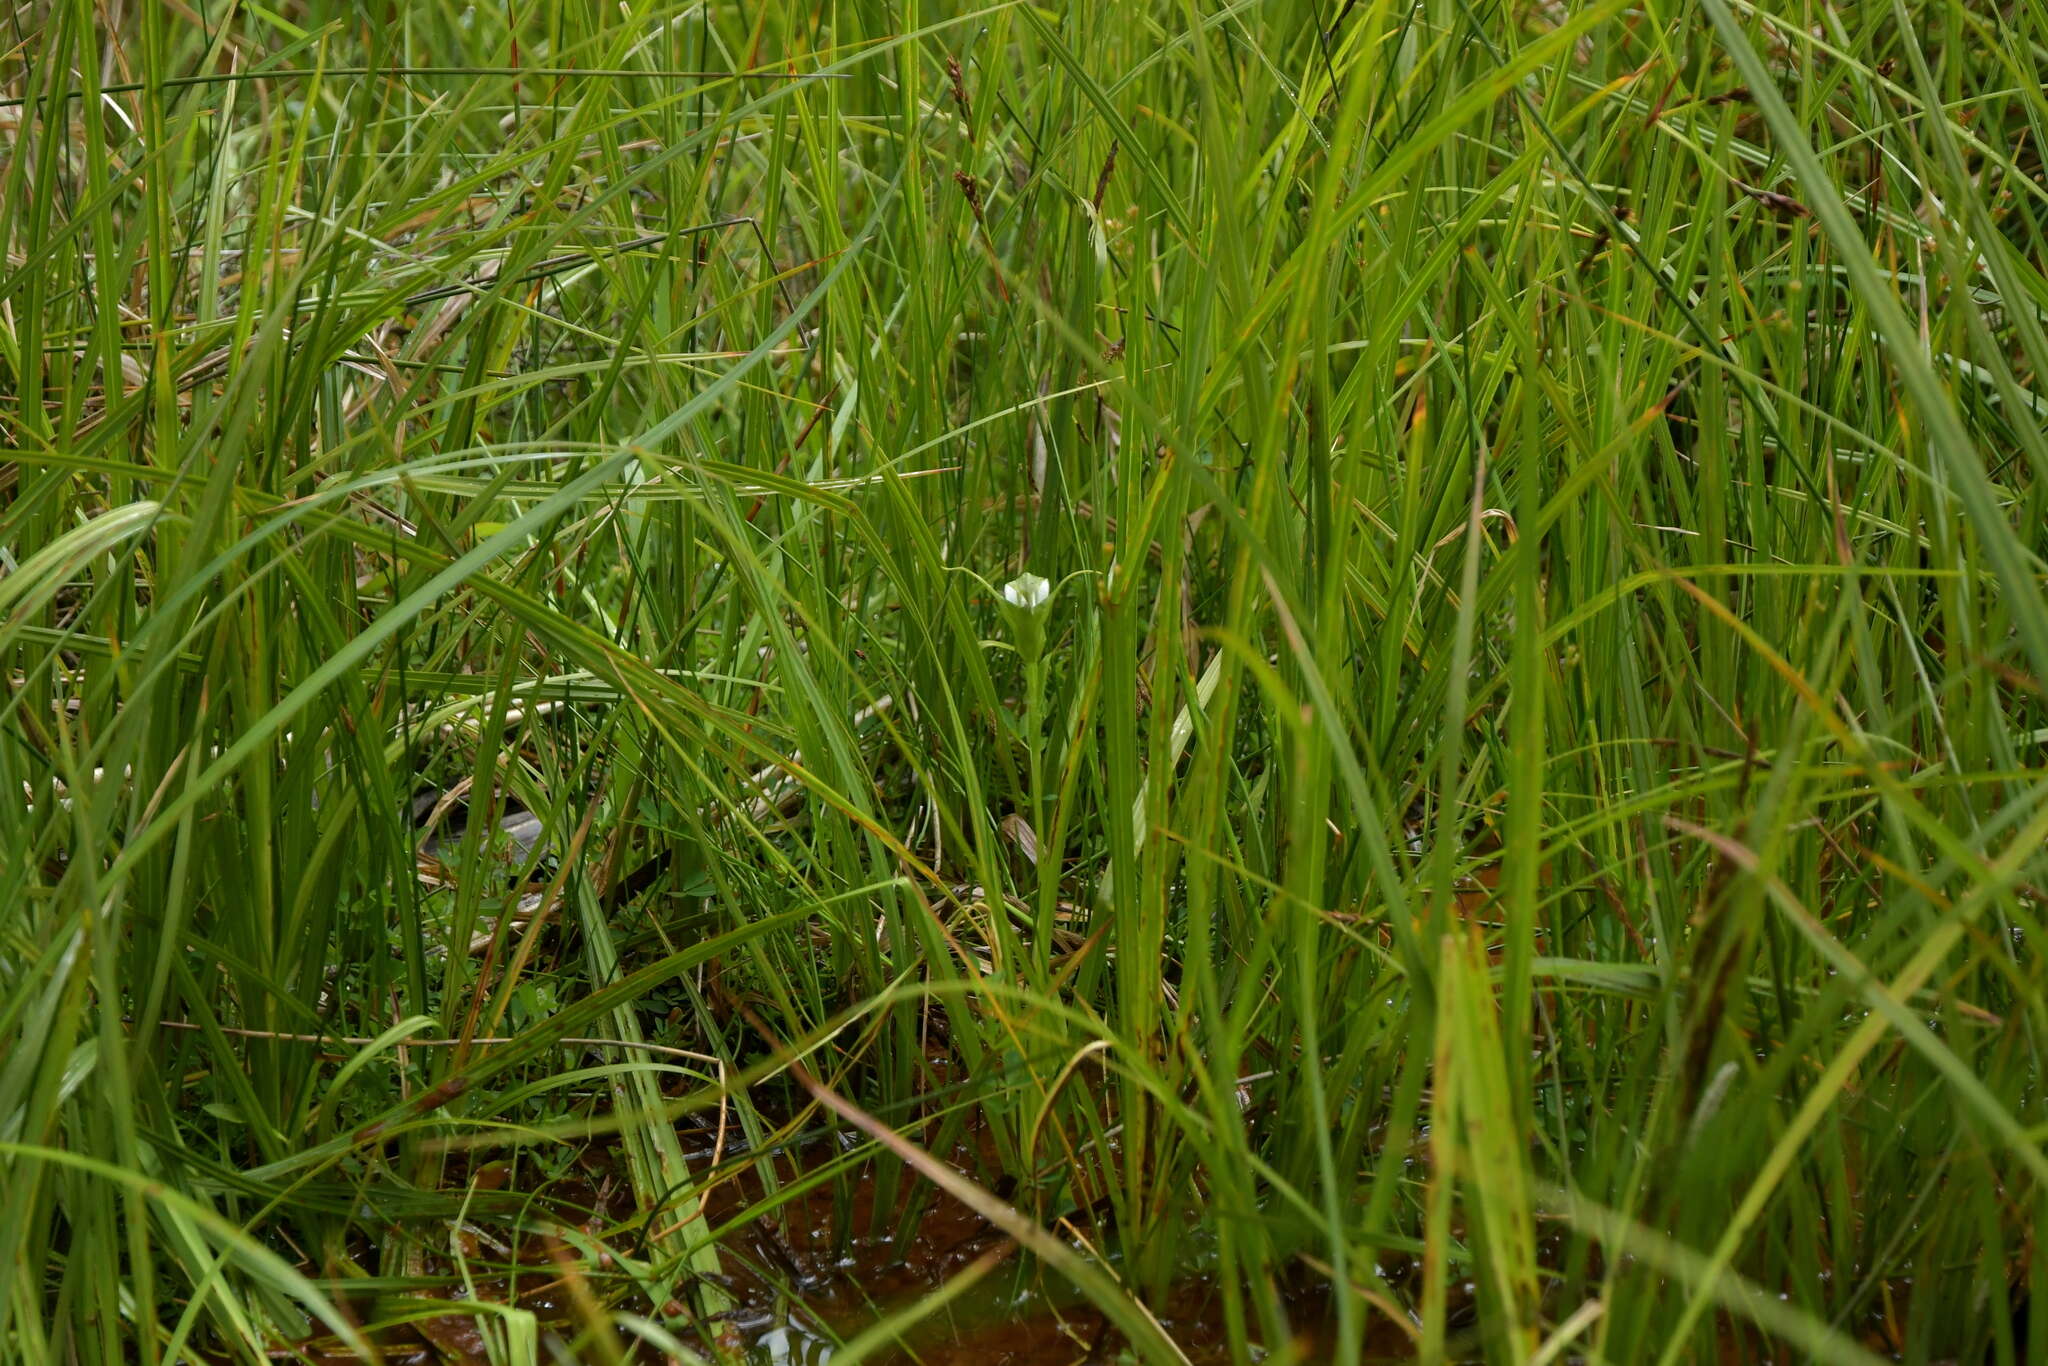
<box><xmin>5</xmin><ymin>1</ymin><xmax>2048</xmax><ymax>1361</ymax></box>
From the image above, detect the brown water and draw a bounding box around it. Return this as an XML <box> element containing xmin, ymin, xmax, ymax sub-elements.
<box><xmin>693</xmin><ymin>1141</ymin><xmax>1362</xmax><ymax>1365</ymax></box>
<box><xmin>260</xmin><ymin>1143</ymin><xmax>1932</xmax><ymax>1365</ymax></box>
<box><xmin>268</xmin><ymin>1134</ymin><xmax>1360</xmax><ymax>1365</ymax></box>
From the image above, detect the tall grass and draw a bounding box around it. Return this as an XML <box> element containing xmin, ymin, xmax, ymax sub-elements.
<box><xmin>5</xmin><ymin>0</ymin><xmax>2047</xmax><ymax>1361</ymax></box>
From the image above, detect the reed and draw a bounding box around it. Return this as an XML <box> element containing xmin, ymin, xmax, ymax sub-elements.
<box><xmin>4</xmin><ymin>1</ymin><xmax>2046</xmax><ymax>1360</ymax></box>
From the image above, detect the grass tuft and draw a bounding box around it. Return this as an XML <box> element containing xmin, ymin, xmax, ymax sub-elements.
<box><xmin>5</xmin><ymin>1</ymin><xmax>2048</xmax><ymax>1361</ymax></box>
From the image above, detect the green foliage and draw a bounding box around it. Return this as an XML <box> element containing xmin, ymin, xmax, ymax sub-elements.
<box><xmin>4</xmin><ymin>0</ymin><xmax>2047</xmax><ymax>1360</ymax></box>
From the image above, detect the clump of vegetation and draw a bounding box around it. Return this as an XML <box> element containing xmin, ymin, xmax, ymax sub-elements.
<box><xmin>5</xmin><ymin>1</ymin><xmax>2047</xmax><ymax>1361</ymax></box>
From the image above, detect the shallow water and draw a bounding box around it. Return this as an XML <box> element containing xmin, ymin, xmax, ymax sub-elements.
<box><xmin>699</xmin><ymin>1137</ymin><xmax>1355</xmax><ymax>1365</ymax></box>
<box><xmin>269</xmin><ymin>1131</ymin><xmax>1361</xmax><ymax>1364</ymax></box>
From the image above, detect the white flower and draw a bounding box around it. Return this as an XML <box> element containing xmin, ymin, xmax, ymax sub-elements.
<box><xmin>1002</xmin><ymin>573</ymin><xmax>1050</xmax><ymax>612</ymax></box>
